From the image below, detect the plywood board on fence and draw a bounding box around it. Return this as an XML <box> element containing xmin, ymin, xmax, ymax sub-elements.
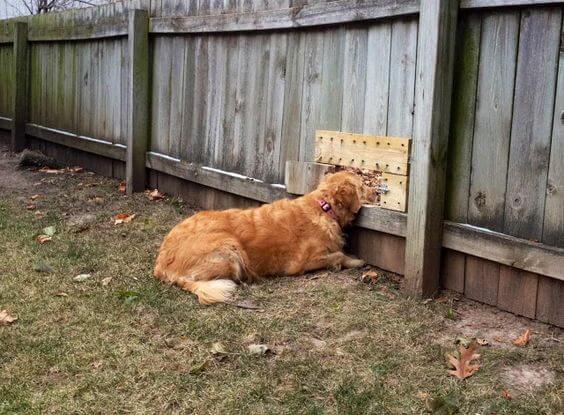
<box><xmin>314</xmin><ymin>130</ymin><xmax>410</xmax><ymax>174</ymax></box>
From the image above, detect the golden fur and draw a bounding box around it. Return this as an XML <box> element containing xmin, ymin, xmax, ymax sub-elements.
<box><xmin>154</xmin><ymin>171</ymin><xmax>370</xmax><ymax>304</ymax></box>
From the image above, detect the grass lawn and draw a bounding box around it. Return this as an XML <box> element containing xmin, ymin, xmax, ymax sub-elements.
<box><xmin>0</xmin><ymin>146</ymin><xmax>562</xmax><ymax>414</ymax></box>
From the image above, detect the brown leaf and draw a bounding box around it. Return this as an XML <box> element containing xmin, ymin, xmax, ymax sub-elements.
<box><xmin>69</xmin><ymin>166</ymin><xmax>84</xmax><ymax>173</ymax></box>
<box><xmin>36</xmin><ymin>235</ymin><xmax>52</xmax><ymax>244</ymax></box>
<box><xmin>54</xmin><ymin>291</ymin><xmax>68</xmax><ymax>297</ymax></box>
<box><xmin>30</xmin><ymin>194</ymin><xmax>41</xmax><ymax>200</ymax></box>
<box><xmin>476</xmin><ymin>338</ymin><xmax>489</xmax><ymax>346</ymax></box>
<box><xmin>502</xmin><ymin>389</ymin><xmax>511</xmax><ymax>400</ymax></box>
<box><xmin>26</xmin><ymin>203</ymin><xmax>36</xmax><ymax>210</ymax></box>
<box><xmin>34</xmin><ymin>211</ymin><xmax>45</xmax><ymax>219</ymax></box>
<box><xmin>446</xmin><ymin>341</ymin><xmax>481</xmax><ymax>379</ymax></box>
<box><xmin>361</xmin><ymin>270</ymin><xmax>379</xmax><ymax>284</ymax></box>
<box><xmin>512</xmin><ymin>329</ymin><xmax>531</xmax><ymax>347</ymax></box>
<box><xmin>114</xmin><ymin>213</ymin><xmax>136</xmax><ymax>225</ymax></box>
<box><xmin>0</xmin><ymin>309</ymin><xmax>17</xmax><ymax>326</ymax></box>
<box><xmin>118</xmin><ymin>181</ymin><xmax>126</xmax><ymax>194</ymax></box>
<box><xmin>101</xmin><ymin>277</ymin><xmax>113</xmax><ymax>286</ymax></box>
<box><xmin>147</xmin><ymin>189</ymin><xmax>165</xmax><ymax>201</ymax></box>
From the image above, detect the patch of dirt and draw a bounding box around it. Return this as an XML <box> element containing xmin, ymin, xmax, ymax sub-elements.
<box><xmin>0</xmin><ymin>147</ymin><xmax>36</xmax><ymax>193</ymax></box>
<box><xmin>441</xmin><ymin>298</ymin><xmax>563</xmax><ymax>349</ymax></box>
<box><xmin>501</xmin><ymin>364</ymin><xmax>556</xmax><ymax>393</ymax></box>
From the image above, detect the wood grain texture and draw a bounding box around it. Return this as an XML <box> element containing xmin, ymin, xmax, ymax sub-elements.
<box><xmin>349</xmin><ymin>229</ymin><xmax>405</xmax><ymax>275</ymax></box>
<box><xmin>284</xmin><ymin>160</ymin><xmax>335</xmax><ymax>195</ymax></box>
<box><xmin>0</xmin><ymin>45</ymin><xmax>13</xmax><ymax>119</ymax></box>
<box><xmin>504</xmin><ymin>7</ymin><xmax>562</xmax><ymax>240</ymax></box>
<box><xmin>387</xmin><ymin>17</ymin><xmax>417</xmax><ymax>137</ymax></box>
<box><xmin>404</xmin><ymin>0</ymin><xmax>459</xmax><ymax>297</ymax></box>
<box><xmin>465</xmin><ymin>256</ymin><xmax>500</xmax><ymax>305</ymax></box>
<box><xmin>497</xmin><ymin>266</ymin><xmax>538</xmax><ymax>318</ymax></box>
<box><xmin>461</xmin><ymin>0</ymin><xmax>564</xmax><ymax>9</ymax></box>
<box><xmin>150</xmin><ymin>0</ymin><xmax>420</xmax><ymax>33</ymax></box>
<box><xmin>11</xmin><ymin>22</ymin><xmax>29</xmax><ymax>152</ymax></box>
<box><xmin>440</xmin><ymin>250</ymin><xmax>465</xmax><ymax>293</ymax></box>
<box><xmin>468</xmin><ymin>11</ymin><xmax>518</xmax><ymax>231</ymax></box>
<box><xmin>341</xmin><ymin>27</ymin><xmax>368</xmax><ymax>133</ymax></box>
<box><xmin>126</xmin><ymin>9</ymin><xmax>150</xmax><ymax>194</ymax></box>
<box><xmin>543</xmin><ymin>35</ymin><xmax>564</xmax><ymax>248</ymax></box>
<box><xmin>445</xmin><ymin>12</ymin><xmax>481</xmax><ymax>222</ymax></box>
<box><xmin>363</xmin><ymin>22</ymin><xmax>391</xmax><ymax>136</ymax></box>
<box><xmin>536</xmin><ymin>276</ymin><xmax>564</xmax><ymax>327</ymax></box>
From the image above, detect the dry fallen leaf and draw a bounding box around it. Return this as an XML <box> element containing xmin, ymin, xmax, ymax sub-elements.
<box><xmin>114</xmin><ymin>213</ymin><xmax>136</xmax><ymax>225</ymax></box>
<box><xmin>512</xmin><ymin>329</ymin><xmax>531</xmax><ymax>347</ymax></box>
<box><xmin>0</xmin><ymin>310</ymin><xmax>17</xmax><ymax>326</ymax></box>
<box><xmin>34</xmin><ymin>211</ymin><xmax>45</xmax><ymax>219</ymax></box>
<box><xmin>476</xmin><ymin>338</ymin><xmax>489</xmax><ymax>346</ymax></box>
<box><xmin>446</xmin><ymin>340</ymin><xmax>481</xmax><ymax>379</ymax></box>
<box><xmin>30</xmin><ymin>194</ymin><xmax>41</xmax><ymax>200</ymax></box>
<box><xmin>210</xmin><ymin>342</ymin><xmax>228</xmax><ymax>361</ymax></box>
<box><xmin>361</xmin><ymin>270</ymin><xmax>379</xmax><ymax>284</ymax></box>
<box><xmin>502</xmin><ymin>389</ymin><xmax>512</xmax><ymax>400</ymax></box>
<box><xmin>36</xmin><ymin>235</ymin><xmax>52</xmax><ymax>244</ymax></box>
<box><xmin>26</xmin><ymin>203</ymin><xmax>36</xmax><ymax>210</ymax></box>
<box><xmin>101</xmin><ymin>277</ymin><xmax>113</xmax><ymax>286</ymax></box>
<box><xmin>147</xmin><ymin>189</ymin><xmax>165</xmax><ymax>201</ymax></box>
<box><xmin>55</xmin><ymin>291</ymin><xmax>68</xmax><ymax>297</ymax></box>
<box><xmin>118</xmin><ymin>181</ymin><xmax>126</xmax><ymax>193</ymax></box>
<box><xmin>69</xmin><ymin>166</ymin><xmax>84</xmax><ymax>173</ymax></box>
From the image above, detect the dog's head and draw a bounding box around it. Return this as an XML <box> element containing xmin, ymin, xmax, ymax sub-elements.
<box><xmin>316</xmin><ymin>171</ymin><xmax>371</xmax><ymax>227</ymax></box>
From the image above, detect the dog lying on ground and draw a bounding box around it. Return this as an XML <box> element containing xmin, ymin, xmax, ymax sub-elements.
<box><xmin>154</xmin><ymin>171</ymin><xmax>371</xmax><ymax>304</ymax></box>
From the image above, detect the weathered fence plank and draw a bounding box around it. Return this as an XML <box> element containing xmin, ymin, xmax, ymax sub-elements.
<box><xmin>150</xmin><ymin>0</ymin><xmax>420</xmax><ymax>33</ymax></box>
<box><xmin>126</xmin><ymin>9</ymin><xmax>150</xmax><ymax>194</ymax></box>
<box><xmin>497</xmin><ymin>266</ymin><xmax>538</xmax><ymax>318</ymax></box>
<box><xmin>11</xmin><ymin>22</ymin><xmax>29</xmax><ymax>152</ymax></box>
<box><xmin>387</xmin><ymin>18</ymin><xmax>417</xmax><ymax>137</ymax></box>
<box><xmin>504</xmin><ymin>7</ymin><xmax>562</xmax><ymax>240</ymax></box>
<box><xmin>445</xmin><ymin>12</ymin><xmax>481</xmax><ymax>223</ymax></box>
<box><xmin>0</xmin><ymin>45</ymin><xmax>14</xmax><ymax>120</ymax></box>
<box><xmin>404</xmin><ymin>0</ymin><xmax>459</xmax><ymax>297</ymax></box>
<box><xmin>341</xmin><ymin>27</ymin><xmax>368</xmax><ymax>133</ymax></box>
<box><xmin>543</xmin><ymin>32</ymin><xmax>564</xmax><ymax>248</ymax></box>
<box><xmin>468</xmin><ymin>11</ymin><xmax>518</xmax><ymax>231</ymax></box>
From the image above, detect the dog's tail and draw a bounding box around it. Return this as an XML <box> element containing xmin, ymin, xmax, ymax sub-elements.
<box><xmin>176</xmin><ymin>277</ymin><xmax>237</xmax><ymax>305</ymax></box>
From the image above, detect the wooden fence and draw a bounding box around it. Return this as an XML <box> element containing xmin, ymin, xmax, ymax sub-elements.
<box><xmin>0</xmin><ymin>0</ymin><xmax>562</xmax><ymax>326</ymax></box>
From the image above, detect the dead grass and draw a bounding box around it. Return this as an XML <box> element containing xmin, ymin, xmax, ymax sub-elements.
<box><xmin>0</xmin><ymin>146</ymin><xmax>562</xmax><ymax>414</ymax></box>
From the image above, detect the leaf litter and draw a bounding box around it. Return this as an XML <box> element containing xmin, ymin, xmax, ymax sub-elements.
<box><xmin>446</xmin><ymin>340</ymin><xmax>481</xmax><ymax>380</ymax></box>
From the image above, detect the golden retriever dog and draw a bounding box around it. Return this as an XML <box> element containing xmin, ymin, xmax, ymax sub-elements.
<box><xmin>154</xmin><ymin>171</ymin><xmax>370</xmax><ymax>305</ymax></box>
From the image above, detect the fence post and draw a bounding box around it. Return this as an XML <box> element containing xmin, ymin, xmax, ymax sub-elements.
<box><xmin>11</xmin><ymin>21</ymin><xmax>29</xmax><ymax>153</ymax></box>
<box><xmin>404</xmin><ymin>0</ymin><xmax>459</xmax><ymax>297</ymax></box>
<box><xmin>126</xmin><ymin>9</ymin><xmax>150</xmax><ymax>194</ymax></box>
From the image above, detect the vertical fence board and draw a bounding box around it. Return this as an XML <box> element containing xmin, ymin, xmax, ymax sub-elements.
<box><xmin>536</xmin><ymin>276</ymin><xmax>564</xmax><ymax>327</ymax></box>
<box><xmin>319</xmin><ymin>27</ymin><xmax>344</xmax><ymax>135</ymax></box>
<box><xmin>465</xmin><ymin>256</ymin><xmax>499</xmax><ymax>305</ymax></box>
<box><xmin>445</xmin><ymin>13</ymin><xmax>481</xmax><ymax>223</ymax></box>
<box><xmin>543</xmin><ymin>30</ymin><xmax>564</xmax><ymax>248</ymax></box>
<box><xmin>468</xmin><ymin>11</ymin><xmax>519</xmax><ymax>231</ymax></box>
<box><xmin>497</xmin><ymin>266</ymin><xmax>538</xmax><ymax>318</ymax></box>
<box><xmin>299</xmin><ymin>31</ymin><xmax>324</xmax><ymax>162</ymax></box>
<box><xmin>363</xmin><ymin>22</ymin><xmax>391</xmax><ymax>136</ymax></box>
<box><xmin>341</xmin><ymin>27</ymin><xmax>368</xmax><ymax>133</ymax></box>
<box><xmin>387</xmin><ymin>18</ymin><xmax>417</xmax><ymax>137</ymax></box>
<box><xmin>0</xmin><ymin>45</ymin><xmax>14</xmax><ymax>120</ymax></box>
<box><xmin>440</xmin><ymin>250</ymin><xmax>465</xmax><ymax>293</ymax></box>
<box><xmin>279</xmin><ymin>31</ymin><xmax>304</xmax><ymax>174</ymax></box>
<box><xmin>504</xmin><ymin>7</ymin><xmax>561</xmax><ymax>240</ymax></box>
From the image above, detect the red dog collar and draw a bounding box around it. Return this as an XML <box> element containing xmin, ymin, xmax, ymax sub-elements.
<box><xmin>316</xmin><ymin>199</ymin><xmax>338</xmax><ymax>221</ymax></box>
